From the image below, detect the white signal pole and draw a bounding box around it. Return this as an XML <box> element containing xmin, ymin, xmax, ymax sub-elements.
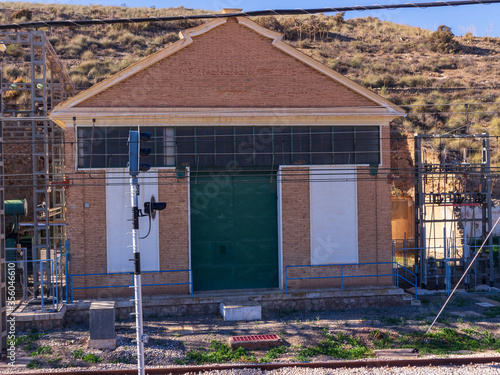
<box><xmin>128</xmin><ymin>130</ymin><xmax>149</xmax><ymax>375</ymax></box>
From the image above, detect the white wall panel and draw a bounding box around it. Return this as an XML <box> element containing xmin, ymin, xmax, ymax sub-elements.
<box><xmin>106</xmin><ymin>169</ymin><xmax>159</xmax><ymax>273</ymax></box>
<box><xmin>310</xmin><ymin>166</ymin><xmax>358</xmax><ymax>265</ymax></box>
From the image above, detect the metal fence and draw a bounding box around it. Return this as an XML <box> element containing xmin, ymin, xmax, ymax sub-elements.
<box><xmin>67</xmin><ymin>269</ymin><xmax>193</xmax><ymax>303</ymax></box>
<box><xmin>6</xmin><ymin>241</ymin><xmax>68</xmax><ymax>312</ymax></box>
<box><xmin>285</xmin><ymin>261</ymin><xmax>418</xmax><ymax>300</ymax></box>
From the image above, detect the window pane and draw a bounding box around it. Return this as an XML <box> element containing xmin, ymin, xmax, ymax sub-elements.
<box><xmin>292</xmin><ymin>127</ymin><xmax>310</xmax><ymax>165</ymax></box>
<box><xmin>254</xmin><ymin>127</ymin><xmax>273</xmax><ymax>166</ymax></box>
<box><xmin>334</xmin><ymin>126</ymin><xmax>355</xmax><ymax>164</ymax></box>
<box><xmin>176</xmin><ymin>127</ymin><xmax>195</xmax><ymax>167</ymax></box>
<box><xmin>106</xmin><ymin>127</ymin><xmax>130</xmax><ymax>168</ymax></box>
<box><xmin>215</xmin><ymin>127</ymin><xmax>234</xmax><ymax>167</ymax></box>
<box><xmin>77</xmin><ymin>127</ymin><xmax>105</xmax><ymax>168</ymax></box>
<box><xmin>355</xmin><ymin>126</ymin><xmax>380</xmax><ymax>164</ymax></box>
<box><xmin>163</xmin><ymin>128</ymin><xmax>175</xmax><ymax>167</ymax></box>
<box><xmin>311</xmin><ymin>127</ymin><xmax>333</xmax><ymax>164</ymax></box>
<box><xmin>273</xmin><ymin>127</ymin><xmax>291</xmax><ymax>165</ymax></box>
<box><xmin>235</xmin><ymin>127</ymin><xmax>254</xmax><ymax>167</ymax></box>
<box><xmin>196</xmin><ymin>127</ymin><xmax>215</xmax><ymax>167</ymax></box>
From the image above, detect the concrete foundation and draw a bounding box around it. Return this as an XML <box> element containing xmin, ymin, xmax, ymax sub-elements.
<box><xmin>88</xmin><ymin>301</ymin><xmax>116</xmax><ymax>349</ymax></box>
<box><xmin>220</xmin><ymin>300</ymin><xmax>261</xmax><ymax>321</ymax></box>
<box><xmin>11</xmin><ymin>286</ymin><xmax>415</xmax><ymax>331</ymax></box>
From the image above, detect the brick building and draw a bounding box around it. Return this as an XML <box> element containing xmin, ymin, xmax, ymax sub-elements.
<box><xmin>51</xmin><ymin>13</ymin><xmax>405</xmax><ymax>299</ymax></box>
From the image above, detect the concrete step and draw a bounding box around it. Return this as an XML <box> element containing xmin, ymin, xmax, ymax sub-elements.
<box><xmin>220</xmin><ymin>300</ymin><xmax>261</xmax><ymax>321</ymax></box>
<box><xmin>402</xmin><ymin>292</ymin><xmax>421</xmax><ymax>306</ymax></box>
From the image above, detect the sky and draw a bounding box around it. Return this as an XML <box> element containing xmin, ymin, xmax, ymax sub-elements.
<box><xmin>7</xmin><ymin>0</ymin><xmax>499</xmax><ymax>36</ymax></box>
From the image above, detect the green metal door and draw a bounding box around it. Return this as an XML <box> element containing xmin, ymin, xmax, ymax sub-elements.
<box><xmin>190</xmin><ymin>173</ymin><xmax>278</xmax><ymax>291</ymax></box>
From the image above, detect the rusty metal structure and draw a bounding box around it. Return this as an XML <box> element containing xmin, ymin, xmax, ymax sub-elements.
<box><xmin>0</xmin><ymin>30</ymin><xmax>74</xmax><ymax>355</ymax></box>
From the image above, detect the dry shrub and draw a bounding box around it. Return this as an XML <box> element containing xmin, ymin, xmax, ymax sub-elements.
<box><xmin>427</xmin><ymin>25</ymin><xmax>459</xmax><ymax>53</ymax></box>
<box><xmin>11</xmin><ymin>9</ymin><xmax>32</xmax><ymax>21</ymax></box>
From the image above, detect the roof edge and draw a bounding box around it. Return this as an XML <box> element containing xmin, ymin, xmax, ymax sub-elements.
<box><xmin>236</xmin><ymin>17</ymin><xmax>405</xmax><ymax>115</ymax></box>
<box><xmin>52</xmin><ymin>18</ymin><xmax>228</xmax><ymax>112</ymax></box>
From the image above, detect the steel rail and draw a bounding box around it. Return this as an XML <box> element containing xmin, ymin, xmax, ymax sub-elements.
<box><xmin>0</xmin><ymin>0</ymin><xmax>499</xmax><ymax>30</ymax></box>
<box><xmin>19</xmin><ymin>356</ymin><xmax>500</xmax><ymax>375</ymax></box>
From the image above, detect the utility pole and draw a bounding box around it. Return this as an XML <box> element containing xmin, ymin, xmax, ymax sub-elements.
<box><xmin>128</xmin><ymin>130</ymin><xmax>151</xmax><ymax>375</ymax></box>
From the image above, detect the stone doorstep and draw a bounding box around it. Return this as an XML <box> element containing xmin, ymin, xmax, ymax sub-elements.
<box><xmin>374</xmin><ymin>348</ymin><xmax>419</xmax><ymax>358</ymax></box>
<box><xmin>229</xmin><ymin>334</ymin><xmax>282</xmax><ymax>350</ymax></box>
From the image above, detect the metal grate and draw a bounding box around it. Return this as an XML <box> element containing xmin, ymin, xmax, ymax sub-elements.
<box><xmin>231</xmin><ymin>334</ymin><xmax>280</xmax><ymax>342</ymax></box>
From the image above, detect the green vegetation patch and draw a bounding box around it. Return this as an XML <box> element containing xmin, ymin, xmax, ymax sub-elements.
<box><xmin>297</xmin><ymin>330</ymin><xmax>370</xmax><ymax>361</ymax></box>
<box><xmin>30</xmin><ymin>345</ymin><xmax>51</xmax><ymax>357</ymax></box>
<box><xmin>177</xmin><ymin>340</ymin><xmax>256</xmax><ymax>365</ymax></box>
<box><xmin>259</xmin><ymin>346</ymin><xmax>288</xmax><ymax>363</ymax></box>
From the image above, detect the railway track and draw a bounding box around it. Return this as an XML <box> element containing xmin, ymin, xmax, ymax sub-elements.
<box><xmin>21</xmin><ymin>356</ymin><xmax>500</xmax><ymax>375</ymax></box>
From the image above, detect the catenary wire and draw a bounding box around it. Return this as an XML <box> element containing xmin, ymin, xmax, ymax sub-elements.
<box><xmin>0</xmin><ymin>0</ymin><xmax>499</xmax><ymax>30</ymax></box>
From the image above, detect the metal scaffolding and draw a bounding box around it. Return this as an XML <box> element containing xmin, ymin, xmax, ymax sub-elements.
<box><xmin>0</xmin><ymin>66</ymin><xmax>6</xmax><ymax>358</ymax></box>
<box><xmin>0</xmin><ymin>31</ymin><xmax>74</xmax><ymax>308</ymax></box>
<box><xmin>414</xmin><ymin>133</ymin><xmax>494</xmax><ymax>291</ymax></box>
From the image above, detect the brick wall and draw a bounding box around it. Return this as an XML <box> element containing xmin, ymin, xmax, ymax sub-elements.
<box><xmin>356</xmin><ymin>125</ymin><xmax>393</xmax><ymax>285</ymax></box>
<box><xmin>77</xmin><ymin>18</ymin><xmax>376</xmax><ymax>109</ymax></box>
<box><xmin>65</xmin><ymin>129</ymin><xmax>192</xmax><ymax>298</ymax></box>
<box><xmin>157</xmin><ymin>170</ymin><xmax>190</xmax><ymax>294</ymax></box>
<box><xmin>280</xmin><ymin>166</ymin><xmax>311</xmax><ymax>289</ymax></box>
<box><xmin>281</xmin><ymin>126</ymin><xmax>393</xmax><ymax>290</ymax></box>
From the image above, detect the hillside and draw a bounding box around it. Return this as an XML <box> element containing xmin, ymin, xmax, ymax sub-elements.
<box><xmin>1</xmin><ymin>2</ymin><xmax>499</xmax><ymax>195</ymax></box>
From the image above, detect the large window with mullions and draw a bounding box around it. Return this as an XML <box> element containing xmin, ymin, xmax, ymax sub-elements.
<box><xmin>175</xmin><ymin>126</ymin><xmax>380</xmax><ymax>167</ymax></box>
<box><xmin>76</xmin><ymin>125</ymin><xmax>380</xmax><ymax>169</ymax></box>
<box><xmin>77</xmin><ymin>126</ymin><xmax>174</xmax><ymax>169</ymax></box>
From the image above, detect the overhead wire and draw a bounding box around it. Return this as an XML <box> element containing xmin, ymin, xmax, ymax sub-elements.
<box><xmin>0</xmin><ymin>0</ymin><xmax>499</xmax><ymax>30</ymax></box>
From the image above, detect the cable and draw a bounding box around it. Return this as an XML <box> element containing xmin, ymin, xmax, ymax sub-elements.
<box><xmin>426</xmin><ymin>215</ymin><xmax>500</xmax><ymax>334</ymax></box>
<box><xmin>139</xmin><ymin>213</ymin><xmax>152</xmax><ymax>240</ymax></box>
<box><xmin>0</xmin><ymin>0</ymin><xmax>499</xmax><ymax>30</ymax></box>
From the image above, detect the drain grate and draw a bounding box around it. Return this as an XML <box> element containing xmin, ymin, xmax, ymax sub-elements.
<box><xmin>229</xmin><ymin>334</ymin><xmax>282</xmax><ymax>349</ymax></box>
<box><xmin>231</xmin><ymin>334</ymin><xmax>280</xmax><ymax>342</ymax></box>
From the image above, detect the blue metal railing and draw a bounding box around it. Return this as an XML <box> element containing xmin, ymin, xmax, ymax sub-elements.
<box><xmin>285</xmin><ymin>261</ymin><xmax>418</xmax><ymax>300</ymax></box>
<box><xmin>67</xmin><ymin>269</ymin><xmax>193</xmax><ymax>303</ymax></box>
<box><xmin>7</xmin><ymin>259</ymin><xmax>57</xmax><ymax>311</ymax></box>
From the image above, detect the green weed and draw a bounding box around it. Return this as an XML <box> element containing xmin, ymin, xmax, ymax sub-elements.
<box><xmin>82</xmin><ymin>353</ymin><xmax>102</xmax><ymax>363</ymax></box>
<box><xmin>177</xmin><ymin>340</ymin><xmax>256</xmax><ymax>365</ymax></box>
<box><xmin>72</xmin><ymin>349</ymin><xmax>84</xmax><ymax>359</ymax></box>
<box><xmin>26</xmin><ymin>359</ymin><xmax>41</xmax><ymax>369</ymax></box>
<box><xmin>30</xmin><ymin>345</ymin><xmax>51</xmax><ymax>357</ymax></box>
<box><xmin>259</xmin><ymin>346</ymin><xmax>287</xmax><ymax>363</ymax></box>
<box><xmin>297</xmin><ymin>331</ymin><xmax>369</xmax><ymax>361</ymax></box>
<box><xmin>484</xmin><ymin>306</ymin><xmax>500</xmax><ymax>319</ymax></box>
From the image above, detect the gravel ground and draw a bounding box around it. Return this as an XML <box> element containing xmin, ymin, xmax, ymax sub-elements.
<box><xmin>195</xmin><ymin>364</ymin><xmax>500</xmax><ymax>374</ymax></box>
<box><xmin>3</xmin><ymin>293</ymin><xmax>500</xmax><ymax>373</ymax></box>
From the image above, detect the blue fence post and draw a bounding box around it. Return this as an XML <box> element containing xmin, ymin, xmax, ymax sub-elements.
<box><xmin>190</xmin><ymin>270</ymin><xmax>193</xmax><ymax>298</ymax></box>
<box><xmin>51</xmin><ymin>259</ymin><xmax>56</xmax><ymax>310</ymax></box>
<box><xmin>40</xmin><ymin>261</ymin><xmax>44</xmax><ymax>311</ymax></box>
<box><xmin>65</xmin><ymin>240</ymin><xmax>70</xmax><ymax>303</ymax></box>
<box><xmin>341</xmin><ymin>265</ymin><xmax>344</xmax><ymax>291</ymax></box>
<box><xmin>285</xmin><ymin>266</ymin><xmax>288</xmax><ymax>293</ymax></box>
<box><xmin>415</xmin><ymin>273</ymin><xmax>418</xmax><ymax>300</ymax></box>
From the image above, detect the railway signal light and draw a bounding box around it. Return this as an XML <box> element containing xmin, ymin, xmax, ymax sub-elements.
<box><xmin>128</xmin><ymin>130</ymin><xmax>152</xmax><ymax>177</ymax></box>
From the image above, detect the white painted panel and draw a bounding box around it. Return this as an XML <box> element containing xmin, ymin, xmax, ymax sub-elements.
<box><xmin>310</xmin><ymin>166</ymin><xmax>358</xmax><ymax>264</ymax></box>
<box><xmin>106</xmin><ymin>169</ymin><xmax>159</xmax><ymax>273</ymax></box>
<box><xmin>277</xmin><ymin>168</ymin><xmax>284</xmax><ymax>290</ymax></box>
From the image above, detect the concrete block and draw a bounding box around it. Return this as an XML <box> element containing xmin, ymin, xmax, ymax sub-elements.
<box><xmin>220</xmin><ymin>300</ymin><xmax>261</xmax><ymax>321</ymax></box>
<box><xmin>89</xmin><ymin>301</ymin><xmax>116</xmax><ymax>349</ymax></box>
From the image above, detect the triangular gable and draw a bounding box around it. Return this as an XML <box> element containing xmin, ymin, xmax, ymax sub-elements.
<box><xmin>52</xmin><ymin>17</ymin><xmax>404</xmax><ymax>114</ymax></box>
